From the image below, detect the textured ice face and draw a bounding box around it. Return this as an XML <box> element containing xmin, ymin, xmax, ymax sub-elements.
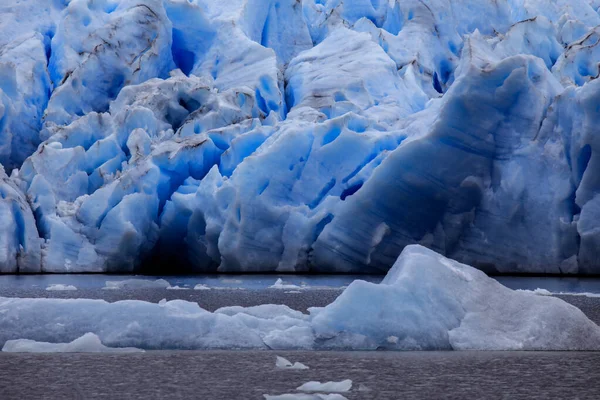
<box><xmin>1</xmin><ymin>246</ymin><xmax>599</xmax><ymax>350</ymax></box>
<box><xmin>311</xmin><ymin>245</ymin><xmax>600</xmax><ymax>350</ymax></box>
<box><xmin>1</xmin><ymin>1</ymin><xmax>600</xmax><ymax>273</ymax></box>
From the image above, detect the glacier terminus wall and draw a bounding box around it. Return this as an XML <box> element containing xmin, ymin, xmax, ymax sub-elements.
<box><xmin>1</xmin><ymin>0</ymin><xmax>600</xmax><ymax>274</ymax></box>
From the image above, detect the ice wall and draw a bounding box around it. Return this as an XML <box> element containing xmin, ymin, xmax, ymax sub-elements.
<box><xmin>1</xmin><ymin>0</ymin><xmax>600</xmax><ymax>273</ymax></box>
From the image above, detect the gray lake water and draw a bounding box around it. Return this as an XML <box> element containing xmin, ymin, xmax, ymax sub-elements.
<box><xmin>1</xmin><ymin>349</ymin><xmax>599</xmax><ymax>400</ymax></box>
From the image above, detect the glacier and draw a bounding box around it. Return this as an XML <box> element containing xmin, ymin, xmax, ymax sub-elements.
<box><xmin>1</xmin><ymin>0</ymin><xmax>600</xmax><ymax>273</ymax></box>
<box><xmin>1</xmin><ymin>246</ymin><xmax>599</xmax><ymax>350</ymax></box>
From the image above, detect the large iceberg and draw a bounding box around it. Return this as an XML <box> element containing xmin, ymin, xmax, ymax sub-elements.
<box><xmin>1</xmin><ymin>0</ymin><xmax>600</xmax><ymax>273</ymax></box>
<box><xmin>2</xmin><ymin>246</ymin><xmax>599</xmax><ymax>350</ymax></box>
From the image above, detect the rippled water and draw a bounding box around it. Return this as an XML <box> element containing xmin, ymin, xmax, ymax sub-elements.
<box><xmin>1</xmin><ymin>350</ymin><xmax>600</xmax><ymax>400</ymax></box>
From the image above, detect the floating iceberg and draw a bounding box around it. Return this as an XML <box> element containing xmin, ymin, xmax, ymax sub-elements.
<box><xmin>0</xmin><ymin>246</ymin><xmax>598</xmax><ymax>351</ymax></box>
<box><xmin>296</xmin><ymin>380</ymin><xmax>352</xmax><ymax>393</ymax></box>
<box><xmin>2</xmin><ymin>332</ymin><xmax>143</xmax><ymax>353</ymax></box>
<box><xmin>1</xmin><ymin>1</ymin><xmax>600</xmax><ymax>273</ymax></box>
<box><xmin>275</xmin><ymin>355</ymin><xmax>310</xmax><ymax>370</ymax></box>
<box><xmin>270</xmin><ymin>279</ymin><xmax>305</xmax><ymax>290</ymax></box>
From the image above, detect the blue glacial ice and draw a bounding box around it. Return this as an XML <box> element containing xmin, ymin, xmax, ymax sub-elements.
<box><xmin>2</xmin><ymin>245</ymin><xmax>599</xmax><ymax>350</ymax></box>
<box><xmin>1</xmin><ymin>0</ymin><xmax>600</xmax><ymax>273</ymax></box>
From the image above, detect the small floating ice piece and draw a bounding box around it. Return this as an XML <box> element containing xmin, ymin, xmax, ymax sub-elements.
<box><xmin>45</xmin><ymin>284</ymin><xmax>77</xmax><ymax>291</ymax></box>
<box><xmin>166</xmin><ymin>285</ymin><xmax>189</xmax><ymax>290</ymax></box>
<box><xmin>264</xmin><ymin>394</ymin><xmax>348</xmax><ymax>400</ymax></box>
<box><xmin>2</xmin><ymin>333</ymin><xmax>144</xmax><ymax>353</ymax></box>
<box><xmin>270</xmin><ymin>279</ymin><xmax>304</xmax><ymax>290</ymax></box>
<box><xmin>103</xmin><ymin>279</ymin><xmax>171</xmax><ymax>290</ymax></box>
<box><xmin>193</xmin><ymin>284</ymin><xmax>211</xmax><ymax>290</ymax></box>
<box><xmin>296</xmin><ymin>380</ymin><xmax>352</xmax><ymax>393</ymax></box>
<box><xmin>276</xmin><ymin>355</ymin><xmax>309</xmax><ymax>370</ymax></box>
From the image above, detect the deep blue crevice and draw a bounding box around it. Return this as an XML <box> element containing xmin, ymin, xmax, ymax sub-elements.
<box><xmin>178</xmin><ymin>96</ymin><xmax>201</xmax><ymax>114</ymax></box>
<box><xmin>309</xmin><ymin>178</ymin><xmax>336</xmax><ymax>209</ymax></box>
<box><xmin>11</xmin><ymin>203</ymin><xmax>26</xmax><ymax>251</ymax></box>
<box><xmin>439</xmin><ymin>59</ymin><xmax>451</xmax><ymax>83</ymax></box>
<box><xmin>171</xmin><ymin>28</ymin><xmax>195</xmax><ymax>76</ymax></box>
<box><xmin>106</xmin><ymin>73</ymin><xmax>125</xmax><ymax>100</ymax></box>
<box><xmin>432</xmin><ymin>72</ymin><xmax>443</xmax><ymax>94</ymax></box>
<box><xmin>322</xmin><ymin>126</ymin><xmax>342</xmax><ymax>146</ymax></box>
<box><xmin>256</xmin><ymin>89</ymin><xmax>269</xmax><ymax>115</ymax></box>
<box><xmin>312</xmin><ymin>213</ymin><xmax>334</xmax><ymax>243</ymax></box>
<box><xmin>577</xmin><ymin>144</ymin><xmax>592</xmax><ymax>183</ymax></box>
<box><xmin>43</xmin><ymin>28</ymin><xmax>55</xmax><ymax>66</ymax></box>
<box><xmin>340</xmin><ymin>181</ymin><xmax>363</xmax><ymax>200</ymax></box>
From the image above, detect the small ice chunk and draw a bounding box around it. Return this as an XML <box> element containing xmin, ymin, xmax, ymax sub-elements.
<box><xmin>103</xmin><ymin>279</ymin><xmax>171</xmax><ymax>290</ymax></box>
<box><xmin>45</xmin><ymin>284</ymin><xmax>77</xmax><ymax>291</ymax></box>
<box><xmin>166</xmin><ymin>286</ymin><xmax>189</xmax><ymax>290</ymax></box>
<box><xmin>276</xmin><ymin>355</ymin><xmax>309</xmax><ymax>370</ymax></box>
<box><xmin>264</xmin><ymin>394</ymin><xmax>348</xmax><ymax>400</ymax></box>
<box><xmin>2</xmin><ymin>333</ymin><xmax>144</xmax><ymax>353</ymax></box>
<box><xmin>270</xmin><ymin>278</ymin><xmax>303</xmax><ymax>289</ymax></box>
<box><xmin>297</xmin><ymin>380</ymin><xmax>352</xmax><ymax>393</ymax></box>
<box><xmin>193</xmin><ymin>284</ymin><xmax>211</xmax><ymax>290</ymax></box>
